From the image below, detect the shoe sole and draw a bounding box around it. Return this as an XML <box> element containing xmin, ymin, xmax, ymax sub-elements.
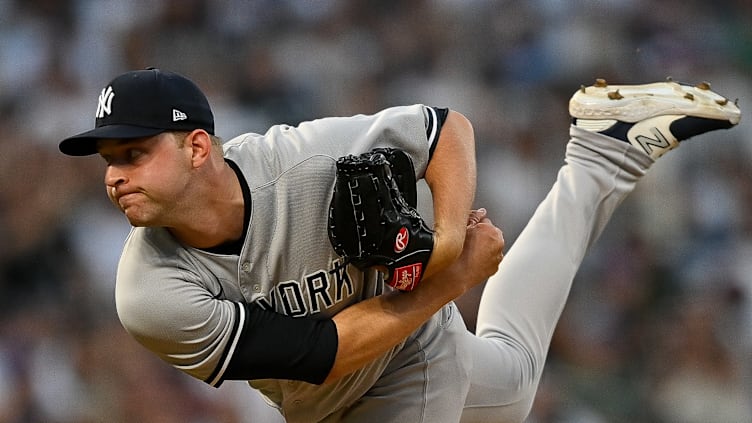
<box><xmin>569</xmin><ymin>79</ymin><xmax>741</xmax><ymax>125</ymax></box>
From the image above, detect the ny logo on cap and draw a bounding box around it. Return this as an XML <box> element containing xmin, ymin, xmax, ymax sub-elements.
<box><xmin>96</xmin><ymin>86</ymin><xmax>115</xmax><ymax>119</ymax></box>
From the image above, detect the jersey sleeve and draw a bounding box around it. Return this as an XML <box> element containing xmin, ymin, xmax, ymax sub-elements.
<box><xmin>115</xmin><ymin>228</ymin><xmax>338</xmax><ymax>387</ymax></box>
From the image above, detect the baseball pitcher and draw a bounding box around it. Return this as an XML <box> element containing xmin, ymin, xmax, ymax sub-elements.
<box><xmin>59</xmin><ymin>68</ymin><xmax>740</xmax><ymax>423</ymax></box>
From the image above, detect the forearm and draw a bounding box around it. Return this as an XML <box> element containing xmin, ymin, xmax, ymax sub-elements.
<box><xmin>424</xmin><ymin>110</ymin><xmax>477</xmax><ymax>278</ymax></box>
<box><xmin>324</xmin><ymin>279</ymin><xmax>461</xmax><ymax>384</ymax></box>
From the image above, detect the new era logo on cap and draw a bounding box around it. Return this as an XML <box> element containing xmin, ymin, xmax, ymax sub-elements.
<box><xmin>173</xmin><ymin>109</ymin><xmax>188</xmax><ymax>121</ymax></box>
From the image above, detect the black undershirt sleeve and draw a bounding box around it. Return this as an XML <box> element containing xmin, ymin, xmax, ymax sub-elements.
<box><xmin>433</xmin><ymin>107</ymin><xmax>449</xmax><ymax>127</ymax></box>
<box><xmin>427</xmin><ymin>106</ymin><xmax>449</xmax><ymax>159</ymax></box>
<box><xmin>220</xmin><ymin>302</ymin><xmax>338</xmax><ymax>385</ymax></box>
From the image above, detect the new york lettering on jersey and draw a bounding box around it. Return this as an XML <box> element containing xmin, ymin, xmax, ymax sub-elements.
<box><xmin>254</xmin><ymin>258</ymin><xmax>357</xmax><ymax>316</ymax></box>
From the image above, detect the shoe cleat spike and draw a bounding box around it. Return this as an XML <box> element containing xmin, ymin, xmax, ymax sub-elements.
<box><xmin>684</xmin><ymin>93</ymin><xmax>695</xmax><ymax>101</ymax></box>
<box><xmin>580</xmin><ymin>85</ymin><xmax>587</xmax><ymax>93</ymax></box>
<box><xmin>607</xmin><ymin>89</ymin><xmax>623</xmax><ymax>100</ymax></box>
<box><xmin>696</xmin><ymin>81</ymin><xmax>711</xmax><ymax>90</ymax></box>
<box><xmin>594</xmin><ymin>78</ymin><xmax>608</xmax><ymax>88</ymax></box>
<box><xmin>666</xmin><ymin>76</ymin><xmax>673</xmax><ymax>81</ymax></box>
<box><xmin>716</xmin><ymin>98</ymin><xmax>729</xmax><ymax>106</ymax></box>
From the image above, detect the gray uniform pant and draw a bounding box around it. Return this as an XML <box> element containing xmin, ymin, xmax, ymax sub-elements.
<box><xmin>332</xmin><ymin>127</ymin><xmax>653</xmax><ymax>423</ymax></box>
<box><xmin>461</xmin><ymin>127</ymin><xmax>652</xmax><ymax>422</ymax></box>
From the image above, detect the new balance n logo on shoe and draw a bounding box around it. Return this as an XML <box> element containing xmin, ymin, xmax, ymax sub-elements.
<box><xmin>96</xmin><ymin>86</ymin><xmax>114</xmax><ymax>118</ymax></box>
<box><xmin>632</xmin><ymin>127</ymin><xmax>671</xmax><ymax>156</ymax></box>
<box><xmin>173</xmin><ymin>109</ymin><xmax>188</xmax><ymax>121</ymax></box>
<box><xmin>625</xmin><ymin>115</ymin><xmax>680</xmax><ymax>159</ymax></box>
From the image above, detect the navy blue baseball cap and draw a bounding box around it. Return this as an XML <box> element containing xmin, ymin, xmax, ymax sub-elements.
<box><xmin>59</xmin><ymin>68</ymin><xmax>214</xmax><ymax>156</ymax></box>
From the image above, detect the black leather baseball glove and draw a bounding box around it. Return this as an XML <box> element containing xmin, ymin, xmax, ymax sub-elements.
<box><xmin>328</xmin><ymin>148</ymin><xmax>434</xmax><ymax>291</ymax></box>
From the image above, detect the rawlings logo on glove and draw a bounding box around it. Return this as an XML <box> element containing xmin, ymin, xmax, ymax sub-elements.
<box><xmin>327</xmin><ymin>148</ymin><xmax>434</xmax><ymax>291</ymax></box>
<box><xmin>394</xmin><ymin>227</ymin><xmax>409</xmax><ymax>253</ymax></box>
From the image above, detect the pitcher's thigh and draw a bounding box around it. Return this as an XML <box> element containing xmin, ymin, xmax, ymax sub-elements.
<box><xmin>460</xmin><ymin>335</ymin><xmax>539</xmax><ymax>423</ymax></box>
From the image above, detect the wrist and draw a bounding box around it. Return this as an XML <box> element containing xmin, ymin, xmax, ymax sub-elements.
<box><xmin>424</xmin><ymin>228</ymin><xmax>464</xmax><ymax>279</ymax></box>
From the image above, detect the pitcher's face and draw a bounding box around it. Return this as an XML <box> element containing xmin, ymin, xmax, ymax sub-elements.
<box><xmin>98</xmin><ymin>132</ymin><xmax>194</xmax><ymax>227</ymax></box>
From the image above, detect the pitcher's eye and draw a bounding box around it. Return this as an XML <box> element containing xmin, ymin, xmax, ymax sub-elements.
<box><xmin>128</xmin><ymin>149</ymin><xmax>144</xmax><ymax>161</ymax></box>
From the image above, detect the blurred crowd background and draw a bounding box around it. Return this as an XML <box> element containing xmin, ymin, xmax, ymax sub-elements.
<box><xmin>2</xmin><ymin>0</ymin><xmax>752</xmax><ymax>422</ymax></box>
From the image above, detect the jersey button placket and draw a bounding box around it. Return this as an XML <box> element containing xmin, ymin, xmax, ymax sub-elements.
<box><xmin>239</xmin><ymin>261</ymin><xmax>260</xmax><ymax>297</ymax></box>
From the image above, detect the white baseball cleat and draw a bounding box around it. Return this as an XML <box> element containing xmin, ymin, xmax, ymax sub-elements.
<box><xmin>570</xmin><ymin>79</ymin><xmax>741</xmax><ymax>159</ymax></box>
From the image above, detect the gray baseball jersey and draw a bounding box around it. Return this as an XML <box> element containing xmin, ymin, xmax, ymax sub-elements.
<box><xmin>115</xmin><ymin>105</ymin><xmax>449</xmax><ymax>421</ymax></box>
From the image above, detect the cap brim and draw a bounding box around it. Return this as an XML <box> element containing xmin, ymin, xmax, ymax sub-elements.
<box><xmin>59</xmin><ymin>125</ymin><xmax>166</xmax><ymax>156</ymax></box>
